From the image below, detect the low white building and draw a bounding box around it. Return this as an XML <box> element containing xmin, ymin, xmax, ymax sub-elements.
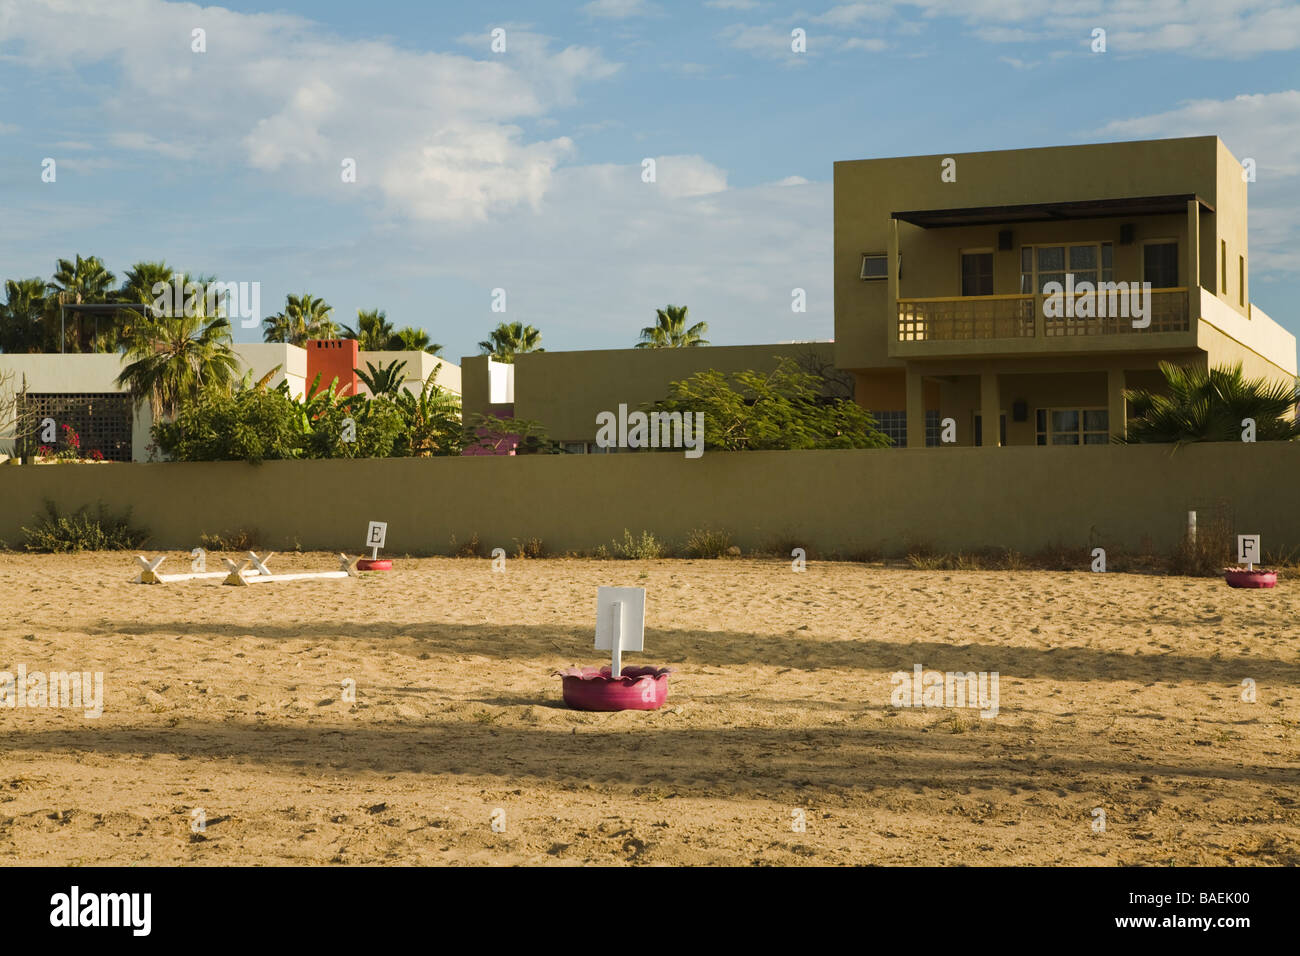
<box><xmin>0</xmin><ymin>344</ymin><xmax>459</xmax><ymax>463</ymax></box>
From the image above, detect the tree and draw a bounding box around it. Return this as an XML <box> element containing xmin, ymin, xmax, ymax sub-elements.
<box><xmin>116</xmin><ymin>309</ymin><xmax>241</xmax><ymax>421</ymax></box>
<box><xmin>463</xmin><ymin>412</ymin><xmax>556</xmax><ymax>454</ymax></box>
<box><xmin>152</xmin><ymin>384</ymin><xmax>305</xmax><ymax>464</ymax></box>
<box><xmin>355</xmin><ymin>359</ymin><xmax>408</xmax><ymax>398</ymax></box>
<box><xmin>1123</xmin><ymin>361</ymin><xmax>1300</xmax><ymax>444</ymax></box>
<box><xmin>114</xmin><ymin>261</ymin><xmax>175</xmax><ymax>349</ymax></box>
<box><xmin>1</xmin><ymin>278</ymin><xmax>54</xmax><ymax>353</ymax></box>
<box><xmin>648</xmin><ymin>358</ymin><xmax>891</xmax><ymax>451</ymax></box>
<box><xmin>393</xmin><ymin>368</ymin><xmax>463</xmax><ymax>456</ymax></box>
<box><xmin>478</xmin><ymin>321</ymin><xmax>542</xmax><ymax>362</ymax></box>
<box><xmin>49</xmin><ymin>255</ymin><xmax>116</xmax><ymax>351</ymax></box>
<box><xmin>637</xmin><ymin>304</ymin><xmax>708</xmax><ymax>349</ymax></box>
<box><xmin>0</xmin><ymin>368</ymin><xmax>42</xmax><ymax>459</ymax></box>
<box><xmin>392</xmin><ymin>326</ymin><xmax>442</xmax><ymax>355</ymax></box>
<box><xmin>341</xmin><ymin>309</ymin><xmax>396</xmax><ymax>350</ymax></box>
<box><xmin>262</xmin><ymin>293</ymin><xmax>336</xmax><ymax>344</ymax></box>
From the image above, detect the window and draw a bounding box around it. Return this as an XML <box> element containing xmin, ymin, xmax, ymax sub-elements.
<box><xmin>869</xmin><ymin>410</ymin><xmax>941</xmax><ymax>447</ymax></box>
<box><xmin>562</xmin><ymin>442</ymin><xmax>586</xmax><ymax>455</ymax></box>
<box><xmin>1221</xmin><ymin>239</ymin><xmax>1228</xmax><ymax>294</ymax></box>
<box><xmin>1239</xmin><ymin>256</ymin><xmax>1246</xmax><ymax>307</ymax></box>
<box><xmin>1035</xmin><ymin>407</ymin><xmax>1109</xmax><ymax>445</ymax></box>
<box><xmin>1021</xmin><ymin>242</ymin><xmax>1114</xmax><ymax>293</ymax></box>
<box><xmin>960</xmin><ymin>252</ymin><xmax>993</xmax><ymax>296</ymax></box>
<box><xmin>924</xmin><ymin>410</ymin><xmax>941</xmax><ymax>447</ymax></box>
<box><xmin>870</xmin><ymin>410</ymin><xmax>906</xmax><ymax>447</ymax></box>
<box><xmin>860</xmin><ymin>254</ymin><xmax>887</xmax><ymax>280</ymax></box>
<box><xmin>18</xmin><ymin>393</ymin><xmax>134</xmax><ymax>461</ymax></box>
<box><xmin>1142</xmin><ymin>241</ymin><xmax>1179</xmax><ymax>288</ymax></box>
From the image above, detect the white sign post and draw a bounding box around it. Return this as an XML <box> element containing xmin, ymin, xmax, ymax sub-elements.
<box><xmin>595</xmin><ymin>586</ymin><xmax>645</xmax><ymax>679</ymax></box>
<box><xmin>366</xmin><ymin>521</ymin><xmax>387</xmax><ymax>560</ymax></box>
<box><xmin>1238</xmin><ymin>534</ymin><xmax>1261</xmax><ymax>571</ymax></box>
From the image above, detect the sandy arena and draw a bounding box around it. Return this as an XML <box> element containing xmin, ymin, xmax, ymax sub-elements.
<box><xmin>0</xmin><ymin>552</ymin><xmax>1296</xmax><ymax>866</ymax></box>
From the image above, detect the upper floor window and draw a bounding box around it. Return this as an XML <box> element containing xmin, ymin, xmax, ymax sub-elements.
<box><xmin>1142</xmin><ymin>241</ymin><xmax>1179</xmax><ymax>289</ymax></box>
<box><xmin>1020</xmin><ymin>242</ymin><xmax>1114</xmax><ymax>294</ymax></box>
<box><xmin>960</xmin><ymin>251</ymin><xmax>993</xmax><ymax>296</ymax></box>
<box><xmin>860</xmin><ymin>253</ymin><xmax>888</xmax><ymax>280</ymax></box>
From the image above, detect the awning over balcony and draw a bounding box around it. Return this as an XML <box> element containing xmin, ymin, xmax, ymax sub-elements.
<box><xmin>891</xmin><ymin>193</ymin><xmax>1214</xmax><ymax>228</ymax></box>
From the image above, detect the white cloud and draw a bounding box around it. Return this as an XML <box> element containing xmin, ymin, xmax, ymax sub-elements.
<box><xmin>813</xmin><ymin>3</ymin><xmax>890</xmax><ymax>27</ymax></box>
<box><xmin>581</xmin><ymin>0</ymin><xmax>660</xmax><ymax>18</ymax></box>
<box><xmin>719</xmin><ymin>23</ymin><xmax>812</xmax><ymax>61</ymax></box>
<box><xmin>0</xmin><ymin>0</ymin><xmax>619</xmax><ymax>223</ymax></box>
<box><xmin>645</xmin><ymin>155</ymin><xmax>729</xmax><ymax>198</ymax></box>
<box><xmin>772</xmin><ymin>175</ymin><xmax>810</xmax><ymax>186</ymax></box>
<box><xmin>883</xmin><ymin>0</ymin><xmax>1300</xmax><ymax>57</ymax></box>
<box><xmin>110</xmin><ymin>131</ymin><xmax>196</xmax><ymax>160</ymax></box>
<box><xmin>842</xmin><ymin>36</ymin><xmax>888</xmax><ymax>52</ymax></box>
<box><xmin>704</xmin><ymin>0</ymin><xmax>764</xmax><ymax>9</ymax></box>
<box><xmin>368</xmin><ymin>163</ymin><xmax>832</xmax><ymax>351</ymax></box>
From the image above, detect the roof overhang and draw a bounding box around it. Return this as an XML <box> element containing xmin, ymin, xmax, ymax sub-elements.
<box><xmin>891</xmin><ymin>194</ymin><xmax>1214</xmax><ymax>228</ymax></box>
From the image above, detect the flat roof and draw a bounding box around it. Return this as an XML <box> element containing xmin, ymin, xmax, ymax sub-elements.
<box><xmin>892</xmin><ymin>194</ymin><xmax>1214</xmax><ymax>228</ymax></box>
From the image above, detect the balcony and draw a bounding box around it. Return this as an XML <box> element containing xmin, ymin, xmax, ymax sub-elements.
<box><xmin>893</xmin><ymin>288</ymin><xmax>1192</xmax><ymax>357</ymax></box>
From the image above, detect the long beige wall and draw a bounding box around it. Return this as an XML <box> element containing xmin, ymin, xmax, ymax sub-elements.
<box><xmin>2</xmin><ymin>444</ymin><xmax>1296</xmax><ymax>556</ymax></box>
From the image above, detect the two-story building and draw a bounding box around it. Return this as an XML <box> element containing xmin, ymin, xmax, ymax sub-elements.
<box><xmin>834</xmin><ymin>135</ymin><xmax>1296</xmax><ymax>447</ymax></box>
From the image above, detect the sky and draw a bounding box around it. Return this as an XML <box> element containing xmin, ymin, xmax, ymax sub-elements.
<box><xmin>2</xmin><ymin>0</ymin><xmax>1299</xmax><ymax>362</ymax></box>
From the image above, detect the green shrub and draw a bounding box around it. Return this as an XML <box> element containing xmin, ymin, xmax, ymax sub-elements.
<box><xmin>153</xmin><ymin>387</ymin><xmax>304</xmax><ymax>463</ymax></box>
<box><xmin>199</xmin><ymin>528</ymin><xmax>261</xmax><ymax>552</ymax></box>
<box><xmin>22</xmin><ymin>500</ymin><xmax>149</xmax><ymax>553</ymax></box>
<box><xmin>450</xmin><ymin>532</ymin><xmax>484</xmax><ymax>558</ymax></box>
<box><xmin>1169</xmin><ymin>524</ymin><xmax>1233</xmax><ymax>577</ymax></box>
<box><xmin>513</xmin><ymin>536</ymin><xmax>546</xmax><ymax>559</ymax></box>
<box><xmin>612</xmin><ymin>529</ymin><xmax>665</xmax><ymax>560</ymax></box>
<box><xmin>684</xmin><ymin>527</ymin><xmax>732</xmax><ymax>559</ymax></box>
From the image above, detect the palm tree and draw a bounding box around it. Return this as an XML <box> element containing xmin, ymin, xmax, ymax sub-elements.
<box><xmin>478</xmin><ymin>321</ymin><xmax>543</xmax><ymax>363</ymax></box>
<box><xmin>262</xmin><ymin>293</ymin><xmax>336</xmax><ymax>345</ymax></box>
<box><xmin>1</xmin><ymin>278</ymin><xmax>54</xmax><ymax>353</ymax></box>
<box><xmin>116</xmin><ymin>308</ymin><xmax>241</xmax><ymax>421</ymax></box>
<box><xmin>392</xmin><ymin>326</ymin><xmax>442</xmax><ymax>355</ymax></box>
<box><xmin>49</xmin><ymin>254</ymin><xmax>116</xmax><ymax>352</ymax></box>
<box><xmin>341</xmin><ymin>309</ymin><xmax>397</xmax><ymax>350</ymax></box>
<box><xmin>114</xmin><ymin>261</ymin><xmax>177</xmax><ymax>350</ymax></box>
<box><xmin>1123</xmin><ymin>361</ymin><xmax>1300</xmax><ymax>444</ymax></box>
<box><xmin>637</xmin><ymin>304</ymin><xmax>708</xmax><ymax>349</ymax></box>
<box><xmin>355</xmin><ymin>359</ymin><xmax>409</xmax><ymax>397</ymax></box>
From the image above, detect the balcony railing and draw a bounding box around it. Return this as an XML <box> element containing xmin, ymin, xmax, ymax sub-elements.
<box><xmin>897</xmin><ymin>288</ymin><xmax>1189</xmax><ymax>342</ymax></box>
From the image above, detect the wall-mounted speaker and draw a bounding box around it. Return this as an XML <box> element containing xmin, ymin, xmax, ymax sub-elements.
<box><xmin>1012</xmin><ymin>400</ymin><xmax>1028</xmax><ymax>422</ymax></box>
<box><xmin>1120</xmin><ymin>223</ymin><xmax>1134</xmax><ymax>245</ymax></box>
<box><xmin>998</xmin><ymin>229</ymin><xmax>1013</xmax><ymax>251</ymax></box>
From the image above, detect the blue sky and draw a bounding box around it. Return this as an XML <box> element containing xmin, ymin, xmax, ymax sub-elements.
<box><xmin>2</xmin><ymin>0</ymin><xmax>1299</xmax><ymax>361</ymax></box>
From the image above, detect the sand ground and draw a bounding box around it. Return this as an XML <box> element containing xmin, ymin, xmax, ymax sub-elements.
<box><xmin>0</xmin><ymin>552</ymin><xmax>1296</xmax><ymax>866</ymax></box>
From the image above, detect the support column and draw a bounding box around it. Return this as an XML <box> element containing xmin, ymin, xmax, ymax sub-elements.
<box><xmin>979</xmin><ymin>368</ymin><xmax>1001</xmax><ymax>447</ymax></box>
<box><xmin>1108</xmin><ymin>368</ymin><xmax>1127</xmax><ymax>443</ymax></box>
<box><xmin>905</xmin><ymin>367</ymin><xmax>925</xmax><ymax>448</ymax></box>
<box><xmin>1185</xmin><ymin>199</ymin><xmax>1200</xmax><ymax>294</ymax></box>
<box><xmin>887</xmin><ymin>217</ymin><xmax>900</xmax><ymax>342</ymax></box>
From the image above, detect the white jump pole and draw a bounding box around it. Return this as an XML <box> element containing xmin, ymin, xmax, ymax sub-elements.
<box><xmin>223</xmin><ymin>554</ymin><xmax>360</xmax><ymax>586</ymax></box>
<box><xmin>135</xmin><ymin>555</ymin><xmax>233</xmax><ymax>584</ymax></box>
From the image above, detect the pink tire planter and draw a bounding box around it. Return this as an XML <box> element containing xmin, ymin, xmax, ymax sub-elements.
<box><xmin>356</xmin><ymin>558</ymin><xmax>392</xmax><ymax>572</ymax></box>
<box><xmin>557</xmin><ymin>666</ymin><xmax>671</xmax><ymax>712</ymax></box>
<box><xmin>1224</xmin><ymin>568</ymin><xmax>1277</xmax><ymax>589</ymax></box>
